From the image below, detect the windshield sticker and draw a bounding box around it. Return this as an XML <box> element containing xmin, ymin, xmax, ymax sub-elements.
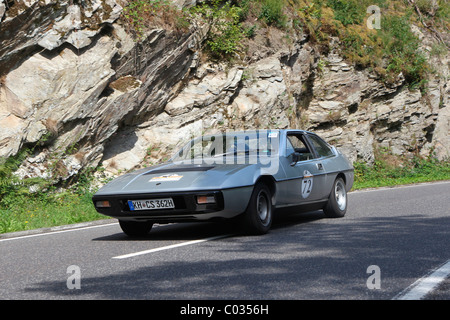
<box><xmin>301</xmin><ymin>170</ymin><xmax>313</xmax><ymax>198</ymax></box>
<box><xmin>150</xmin><ymin>174</ymin><xmax>183</xmax><ymax>182</ymax></box>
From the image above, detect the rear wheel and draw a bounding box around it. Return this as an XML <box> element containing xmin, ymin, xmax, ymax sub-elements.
<box><xmin>323</xmin><ymin>177</ymin><xmax>347</xmax><ymax>218</ymax></box>
<box><xmin>242</xmin><ymin>183</ymin><xmax>273</xmax><ymax>235</ymax></box>
<box><xmin>119</xmin><ymin>220</ymin><xmax>153</xmax><ymax>237</ymax></box>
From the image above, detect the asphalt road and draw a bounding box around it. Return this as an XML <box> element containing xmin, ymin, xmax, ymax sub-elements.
<box><xmin>0</xmin><ymin>181</ymin><xmax>449</xmax><ymax>302</ymax></box>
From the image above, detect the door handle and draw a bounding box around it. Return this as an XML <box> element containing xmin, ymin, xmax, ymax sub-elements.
<box><xmin>317</xmin><ymin>163</ymin><xmax>324</xmax><ymax>170</ymax></box>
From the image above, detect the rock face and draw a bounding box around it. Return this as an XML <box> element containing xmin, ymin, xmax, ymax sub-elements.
<box><xmin>0</xmin><ymin>0</ymin><xmax>448</xmax><ymax>182</ymax></box>
<box><xmin>1</xmin><ymin>0</ymin><xmax>209</xmax><ymax>180</ymax></box>
<box><xmin>302</xmin><ymin>48</ymin><xmax>448</xmax><ymax>163</ymax></box>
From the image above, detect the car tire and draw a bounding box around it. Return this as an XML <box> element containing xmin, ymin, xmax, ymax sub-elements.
<box><xmin>323</xmin><ymin>177</ymin><xmax>347</xmax><ymax>218</ymax></box>
<box><xmin>242</xmin><ymin>183</ymin><xmax>273</xmax><ymax>235</ymax></box>
<box><xmin>119</xmin><ymin>220</ymin><xmax>153</xmax><ymax>237</ymax></box>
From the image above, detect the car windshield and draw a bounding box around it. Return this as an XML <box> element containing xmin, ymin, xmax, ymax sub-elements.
<box><xmin>170</xmin><ymin>130</ymin><xmax>280</xmax><ymax>163</ymax></box>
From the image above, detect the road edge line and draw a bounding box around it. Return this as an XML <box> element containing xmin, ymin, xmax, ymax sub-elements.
<box><xmin>0</xmin><ymin>220</ymin><xmax>118</xmax><ymax>242</ymax></box>
<box><xmin>393</xmin><ymin>259</ymin><xmax>450</xmax><ymax>300</ymax></box>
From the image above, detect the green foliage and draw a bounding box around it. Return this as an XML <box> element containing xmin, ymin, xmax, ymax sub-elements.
<box><xmin>326</xmin><ymin>0</ymin><xmax>364</xmax><ymax>26</ymax></box>
<box><xmin>435</xmin><ymin>0</ymin><xmax>450</xmax><ymax>27</ymax></box>
<box><xmin>296</xmin><ymin>0</ymin><xmax>429</xmax><ymax>88</ymax></box>
<box><xmin>0</xmin><ymin>165</ymin><xmax>104</xmax><ymax>234</ymax></box>
<box><xmin>0</xmin><ymin>150</ymin><xmax>49</xmax><ymax>200</ymax></box>
<box><xmin>259</xmin><ymin>0</ymin><xmax>287</xmax><ymax>27</ymax></box>
<box><xmin>235</xmin><ymin>0</ymin><xmax>252</xmax><ymax>21</ymax></box>
<box><xmin>353</xmin><ymin>149</ymin><xmax>450</xmax><ymax>190</ymax></box>
<box><xmin>192</xmin><ymin>1</ymin><xmax>246</xmax><ymax>59</ymax></box>
<box><xmin>121</xmin><ymin>0</ymin><xmax>435</xmax><ymax>85</ymax></box>
<box><xmin>209</xmin><ymin>3</ymin><xmax>245</xmax><ymax>58</ymax></box>
<box><xmin>190</xmin><ymin>0</ymin><xmax>290</xmax><ymax>59</ymax></box>
<box><xmin>0</xmin><ymin>189</ymin><xmax>103</xmax><ymax>234</ymax></box>
<box><xmin>122</xmin><ymin>0</ymin><xmax>190</xmax><ymax>39</ymax></box>
<box><xmin>0</xmin><ymin>153</ymin><xmax>25</xmax><ymax>198</ymax></box>
<box><xmin>378</xmin><ymin>14</ymin><xmax>428</xmax><ymax>87</ymax></box>
<box><xmin>0</xmin><ymin>145</ymin><xmax>106</xmax><ymax>234</ymax></box>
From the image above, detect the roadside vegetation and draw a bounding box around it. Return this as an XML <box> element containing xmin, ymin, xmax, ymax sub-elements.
<box><xmin>122</xmin><ymin>0</ymin><xmax>448</xmax><ymax>88</ymax></box>
<box><xmin>0</xmin><ymin>157</ymin><xmax>104</xmax><ymax>234</ymax></box>
<box><xmin>353</xmin><ymin>148</ymin><xmax>450</xmax><ymax>190</ymax></box>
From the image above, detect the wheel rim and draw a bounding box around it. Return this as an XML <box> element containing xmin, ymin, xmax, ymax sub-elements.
<box><xmin>335</xmin><ymin>180</ymin><xmax>347</xmax><ymax>211</ymax></box>
<box><xmin>257</xmin><ymin>190</ymin><xmax>269</xmax><ymax>223</ymax></box>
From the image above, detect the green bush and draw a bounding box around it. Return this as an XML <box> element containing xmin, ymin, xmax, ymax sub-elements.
<box><xmin>378</xmin><ymin>14</ymin><xmax>428</xmax><ymax>87</ymax></box>
<box><xmin>192</xmin><ymin>1</ymin><xmax>246</xmax><ymax>59</ymax></box>
<box><xmin>259</xmin><ymin>0</ymin><xmax>287</xmax><ymax>27</ymax></box>
<box><xmin>326</xmin><ymin>0</ymin><xmax>364</xmax><ymax>26</ymax></box>
<box><xmin>0</xmin><ymin>150</ymin><xmax>44</xmax><ymax>200</ymax></box>
<box><xmin>209</xmin><ymin>4</ymin><xmax>245</xmax><ymax>58</ymax></box>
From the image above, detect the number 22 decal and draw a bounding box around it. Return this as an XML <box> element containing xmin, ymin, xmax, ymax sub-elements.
<box><xmin>301</xmin><ymin>170</ymin><xmax>314</xmax><ymax>198</ymax></box>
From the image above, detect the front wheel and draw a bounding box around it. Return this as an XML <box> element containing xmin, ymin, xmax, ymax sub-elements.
<box><xmin>241</xmin><ymin>183</ymin><xmax>273</xmax><ymax>235</ymax></box>
<box><xmin>323</xmin><ymin>177</ymin><xmax>347</xmax><ymax>218</ymax></box>
<box><xmin>119</xmin><ymin>220</ymin><xmax>153</xmax><ymax>237</ymax></box>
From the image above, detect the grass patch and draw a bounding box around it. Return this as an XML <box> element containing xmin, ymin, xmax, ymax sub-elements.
<box><xmin>121</xmin><ymin>0</ymin><xmax>190</xmax><ymax>39</ymax></box>
<box><xmin>259</xmin><ymin>0</ymin><xmax>287</xmax><ymax>27</ymax></box>
<box><xmin>0</xmin><ymin>153</ymin><xmax>107</xmax><ymax>234</ymax></box>
<box><xmin>353</xmin><ymin>150</ymin><xmax>450</xmax><ymax>190</ymax></box>
<box><xmin>0</xmin><ymin>191</ymin><xmax>104</xmax><ymax>234</ymax></box>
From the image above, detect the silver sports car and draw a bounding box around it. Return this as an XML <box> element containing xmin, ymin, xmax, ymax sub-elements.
<box><xmin>92</xmin><ymin>129</ymin><xmax>354</xmax><ymax>236</ymax></box>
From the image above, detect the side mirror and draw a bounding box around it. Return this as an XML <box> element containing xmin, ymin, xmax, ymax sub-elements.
<box><xmin>290</xmin><ymin>152</ymin><xmax>301</xmax><ymax>166</ymax></box>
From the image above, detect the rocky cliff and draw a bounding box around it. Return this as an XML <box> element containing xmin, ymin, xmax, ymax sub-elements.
<box><xmin>0</xmin><ymin>0</ymin><xmax>448</xmax><ymax>184</ymax></box>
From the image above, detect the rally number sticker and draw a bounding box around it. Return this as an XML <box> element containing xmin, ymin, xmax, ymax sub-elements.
<box><xmin>301</xmin><ymin>170</ymin><xmax>313</xmax><ymax>198</ymax></box>
<box><xmin>150</xmin><ymin>174</ymin><xmax>183</xmax><ymax>182</ymax></box>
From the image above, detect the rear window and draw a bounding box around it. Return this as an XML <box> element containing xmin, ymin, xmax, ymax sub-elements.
<box><xmin>308</xmin><ymin>135</ymin><xmax>334</xmax><ymax>158</ymax></box>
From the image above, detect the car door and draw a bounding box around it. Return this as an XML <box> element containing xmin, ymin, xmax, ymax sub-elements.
<box><xmin>305</xmin><ymin>133</ymin><xmax>338</xmax><ymax>199</ymax></box>
<box><xmin>279</xmin><ymin>132</ymin><xmax>327</xmax><ymax>205</ymax></box>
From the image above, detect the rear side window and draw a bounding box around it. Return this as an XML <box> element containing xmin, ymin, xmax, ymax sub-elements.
<box><xmin>308</xmin><ymin>135</ymin><xmax>334</xmax><ymax>158</ymax></box>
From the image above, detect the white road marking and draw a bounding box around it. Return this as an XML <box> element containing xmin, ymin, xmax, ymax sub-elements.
<box><xmin>393</xmin><ymin>259</ymin><xmax>450</xmax><ymax>300</ymax></box>
<box><xmin>112</xmin><ymin>234</ymin><xmax>231</xmax><ymax>259</ymax></box>
<box><xmin>349</xmin><ymin>180</ymin><xmax>450</xmax><ymax>194</ymax></box>
<box><xmin>0</xmin><ymin>222</ymin><xmax>119</xmax><ymax>242</ymax></box>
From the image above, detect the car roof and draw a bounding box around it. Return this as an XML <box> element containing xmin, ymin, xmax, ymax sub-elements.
<box><xmin>199</xmin><ymin>129</ymin><xmax>314</xmax><ymax>138</ymax></box>
<box><xmin>284</xmin><ymin>129</ymin><xmax>314</xmax><ymax>135</ymax></box>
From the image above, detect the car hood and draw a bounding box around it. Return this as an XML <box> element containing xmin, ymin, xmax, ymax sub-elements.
<box><xmin>94</xmin><ymin>161</ymin><xmax>262</xmax><ymax>195</ymax></box>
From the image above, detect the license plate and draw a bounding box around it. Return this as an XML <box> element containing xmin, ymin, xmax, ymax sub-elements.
<box><xmin>128</xmin><ymin>198</ymin><xmax>175</xmax><ymax>211</ymax></box>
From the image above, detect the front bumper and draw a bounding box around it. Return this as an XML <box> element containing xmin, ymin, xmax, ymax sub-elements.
<box><xmin>92</xmin><ymin>187</ymin><xmax>253</xmax><ymax>222</ymax></box>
